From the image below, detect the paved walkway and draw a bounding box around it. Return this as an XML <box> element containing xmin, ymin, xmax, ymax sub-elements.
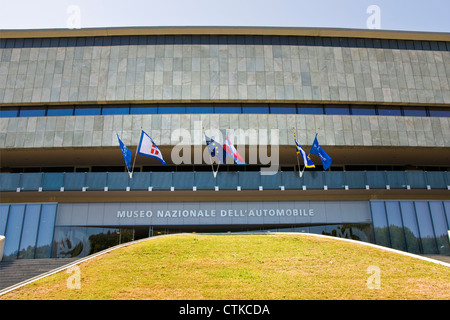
<box><xmin>421</xmin><ymin>254</ymin><xmax>450</xmax><ymax>264</ymax></box>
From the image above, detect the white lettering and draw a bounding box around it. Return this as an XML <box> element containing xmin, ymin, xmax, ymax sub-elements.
<box><xmin>366</xmin><ymin>5</ymin><xmax>381</xmax><ymax>30</ymax></box>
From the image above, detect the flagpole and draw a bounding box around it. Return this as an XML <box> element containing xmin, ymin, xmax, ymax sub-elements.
<box><xmin>129</xmin><ymin>130</ymin><xmax>141</xmax><ymax>179</ymax></box>
<box><xmin>292</xmin><ymin>128</ymin><xmax>303</xmax><ymax>178</ymax></box>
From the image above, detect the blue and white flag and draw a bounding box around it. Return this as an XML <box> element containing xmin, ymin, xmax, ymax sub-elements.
<box><xmin>294</xmin><ymin>138</ymin><xmax>315</xmax><ymax>168</ymax></box>
<box><xmin>309</xmin><ymin>134</ymin><xmax>332</xmax><ymax>171</ymax></box>
<box><xmin>117</xmin><ymin>133</ymin><xmax>132</xmax><ymax>172</ymax></box>
<box><xmin>137</xmin><ymin>130</ymin><xmax>167</xmax><ymax>165</ymax></box>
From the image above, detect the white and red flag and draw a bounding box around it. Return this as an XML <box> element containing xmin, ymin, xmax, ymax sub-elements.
<box><xmin>137</xmin><ymin>130</ymin><xmax>167</xmax><ymax>165</ymax></box>
<box><xmin>224</xmin><ymin>134</ymin><xmax>246</xmax><ymax>165</ymax></box>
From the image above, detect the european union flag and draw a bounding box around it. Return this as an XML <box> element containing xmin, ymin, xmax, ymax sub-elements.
<box><xmin>309</xmin><ymin>134</ymin><xmax>332</xmax><ymax>170</ymax></box>
<box><xmin>205</xmin><ymin>134</ymin><xmax>225</xmax><ymax>164</ymax></box>
<box><xmin>117</xmin><ymin>133</ymin><xmax>132</xmax><ymax>171</ymax></box>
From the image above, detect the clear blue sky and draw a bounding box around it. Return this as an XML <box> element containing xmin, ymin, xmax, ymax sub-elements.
<box><xmin>0</xmin><ymin>0</ymin><xmax>449</xmax><ymax>32</ymax></box>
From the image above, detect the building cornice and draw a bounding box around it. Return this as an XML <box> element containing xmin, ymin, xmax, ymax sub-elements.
<box><xmin>1</xmin><ymin>26</ymin><xmax>449</xmax><ymax>41</ymax></box>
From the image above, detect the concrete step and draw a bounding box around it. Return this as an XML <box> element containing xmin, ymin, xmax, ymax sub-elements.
<box><xmin>0</xmin><ymin>258</ymin><xmax>78</xmax><ymax>291</ymax></box>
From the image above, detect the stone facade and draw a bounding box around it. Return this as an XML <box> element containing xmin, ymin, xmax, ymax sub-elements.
<box><xmin>0</xmin><ymin>39</ymin><xmax>449</xmax><ymax>105</ymax></box>
<box><xmin>1</xmin><ymin>113</ymin><xmax>449</xmax><ymax>148</ymax></box>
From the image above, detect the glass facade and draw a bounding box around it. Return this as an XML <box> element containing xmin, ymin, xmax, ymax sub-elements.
<box><xmin>1</xmin><ymin>200</ymin><xmax>449</xmax><ymax>260</ymax></box>
<box><xmin>1</xmin><ymin>203</ymin><xmax>57</xmax><ymax>261</ymax></box>
<box><xmin>370</xmin><ymin>200</ymin><xmax>450</xmax><ymax>255</ymax></box>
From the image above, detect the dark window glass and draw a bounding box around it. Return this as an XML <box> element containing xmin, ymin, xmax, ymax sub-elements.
<box><xmin>3</xmin><ymin>204</ymin><xmax>26</xmax><ymax>261</ymax></box>
<box><xmin>35</xmin><ymin>203</ymin><xmax>57</xmax><ymax>258</ymax></box>
<box><xmin>403</xmin><ymin>107</ymin><xmax>427</xmax><ymax>117</ymax></box>
<box><xmin>0</xmin><ymin>204</ymin><xmax>9</xmax><ymax>235</ymax></box>
<box><xmin>429</xmin><ymin>108</ymin><xmax>450</xmax><ymax>117</ymax></box>
<box><xmin>400</xmin><ymin>201</ymin><xmax>421</xmax><ymax>254</ymax></box>
<box><xmin>371</xmin><ymin>201</ymin><xmax>390</xmax><ymax>248</ymax></box>
<box><xmin>297</xmin><ymin>105</ymin><xmax>323</xmax><ymax>114</ymax></box>
<box><xmin>445</xmin><ymin>201</ymin><xmax>450</xmax><ymax>228</ymax></box>
<box><xmin>102</xmin><ymin>105</ymin><xmax>130</xmax><ymax>115</ymax></box>
<box><xmin>0</xmin><ymin>108</ymin><xmax>18</xmax><ymax>117</ymax></box>
<box><xmin>75</xmin><ymin>106</ymin><xmax>101</xmax><ymax>115</ymax></box>
<box><xmin>385</xmin><ymin>201</ymin><xmax>406</xmax><ymax>251</ymax></box>
<box><xmin>47</xmin><ymin>107</ymin><xmax>74</xmax><ymax>116</ymax></box>
<box><xmin>130</xmin><ymin>105</ymin><xmax>157</xmax><ymax>114</ymax></box>
<box><xmin>214</xmin><ymin>104</ymin><xmax>241</xmax><ymax>114</ymax></box>
<box><xmin>158</xmin><ymin>104</ymin><xmax>186</xmax><ymax>114</ymax></box>
<box><xmin>19</xmin><ymin>107</ymin><xmax>46</xmax><ymax>117</ymax></box>
<box><xmin>325</xmin><ymin>105</ymin><xmax>350</xmax><ymax>115</ymax></box>
<box><xmin>351</xmin><ymin>106</ymin><xmax>376</xmax><ymax>115</ymax></box>
<box><xmin>18</xmin><ymin>204</ymin><xmax>41</xmax><ymax>259</ymax></box>
<box><xmin>429</xmin><ymin>202</ymin><xmax>450</xmax><ymax>255</ymax></box>
<box><xmin>270</xmin><ymin>104</ymin><xmax>296</xmax><ymax>114</ymax></box>
<box><xmin>242</xmin><ymin>104</ymin><xmax>269</xmax><ymax>114</ymax></box>
<box><xmin>377</xmin><ymin>107</ymin><xmax>401</xmax><ymax>116</ymax></box>
<box><xmin>186</xmin><ymin>104</ymin><xmax>214</xmax><ymax>114</ymax></box>
<box><xmin>414</xmin><ymin>201</ymin><xmax>438</xmax><ymax>254</ymax></box>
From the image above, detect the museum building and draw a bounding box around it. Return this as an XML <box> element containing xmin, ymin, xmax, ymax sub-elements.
<box><xmin>0</xmin><ymin>26</ymin><xmax>449</xmax><ymax>261</ymax></box>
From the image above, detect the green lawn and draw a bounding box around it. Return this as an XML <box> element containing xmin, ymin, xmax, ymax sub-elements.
<box><xmin>1</xmin><ymin>234</ymin><xmax>449</xmax><ymax>300</ymax></box>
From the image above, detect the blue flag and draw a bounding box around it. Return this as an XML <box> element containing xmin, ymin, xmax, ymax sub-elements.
<box><xmin>309</xmin><ymin>134</ymin><xmax>332</xmax><ymax>170</ymax></box>
<box><xmin>205</xmin><ymin>134</ymin><xmax>225</xmax><ymax>164</ymax></box>
<box><xmin>117</xmin><ymin>133</ymin><xmax>132</xmax><ymax>171</ymax></box>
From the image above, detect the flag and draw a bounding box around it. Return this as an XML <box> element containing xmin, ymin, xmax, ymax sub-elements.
<box><xmin>137</xmin><ymin>130</ymin><xmax>166</xmax><ymax>165</ymax></box>
<box><xmin>224</xmin><ymin>134</ymin><xmax>246</xmax><ymax>165</ymax></box>
<box><xmin>294</xmin><ymin>138</ymin><xmax>315</xmax><ymax>168</ymax></box>
<box><xmin>117</xmin><ymin>133</ymin><xmax>132</xmax><ymax>171</ymax></box>
<box><xmin>309</xmin><ymin>134</ymin><xmax>332</xmax><ymax>170</ymax></box>
<box><xmin>205</xmin><ymin>134</ymin><xmax>225</xmax><ymax>164</ymax></box>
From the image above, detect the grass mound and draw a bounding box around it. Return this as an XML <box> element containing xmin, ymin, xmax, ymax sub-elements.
<box><xmin>1</xmin><ymin>234</ymin><xmax>449</xmax><ymax>300</ymax></box>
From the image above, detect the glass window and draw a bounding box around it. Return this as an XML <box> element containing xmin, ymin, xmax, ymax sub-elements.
<box><xmin>370</xmin><ymin>201</ymin><xmax>390</xmax><ymax>248</ymax></box>
<box><xmin>270</xmin><ymin>104</ymin><xmax>296</xmax><ymax>114</ymax></box>
<box><xmin>158</xmin><ymin>104</ymin><xmax>185</xmax><ymax>114</ymax></box>
<box><xmin>377</xmin><ymin>107</ymin><xmax>401</xmax><ymax>116</ymax></box>
<box><xmin>385</xmin><ymin>201</ymin><xmax>406</xmax><ymax>251</ymax></box>
<box><xmin>47</xmin><ymin>107</ymin><xmax>74</xmax><ymax>116</ymax></box>
<box><xmin>214</xmin><ymin>104</ymin><xmax>241</xmax><ymax>114</ymax></box>
<box><xmin>130</xmin><ymin>105</ymin><xmax>157</xmax><ymax>114</ymax></box>
<box><xmin>0</xmin><ymin>204</ymin><xmax>9</xmax><ymax>235</ymax></box>
<box><xmin>242</xmin><ymin>104</ymin><xmax>269</xmax><ymax>114</ymax></box>
<box><xmin>414</xmin><ymin>201</ymin><xmax>438</xmax><ymax>254</ymax></box>
<box><xmin>3</xmin><ymin>204</ymin><xmax>25</xmax><ymax>261</ymax></box>
<box><xmin>19</xmin><ymin>107</ymin><xmax>46</xmax><ymax>117</ymax></box>
<box><xmin>102</xmin><ymin>105</ymin><xmax>130</xmax><ymax>115</ymax></box>
<box><xmin>18</xmin><ymin>204</ymin><xmax>41</xmax><ymax>259</ymax></box>
<box><xmin>53</xmin><ymin>227</ymin><xmax>89</xmax><ymax>258</ymax></box>
<box><xmin>297</xmin><ymin>105</ymin><xmax>323</xmax><ymax>114</ymax></box>
<box><xmin>429</xmin><ymin>108</ymin><xmax>450</xmax><ymax>117</ymax></box>
<box><xmin>400</xmin><ymin>201</ymin><xmax>421</xmax><ymax>254</ymax></box>
<box><xmin>52</xmin><ymin>227</ymin><xmax>120</xmax><ymax>258</ymax></box>
<box><xmin>324</xmin><ymin>105</ymin><xmax>350</xmax><ymax>115</ymax></box>
<box><xmin>75</xmin><ymin>106</ymin><xmax>101</xmax><ymax>115</ymax></box>
<box><xmin>0</xmin><ymin>108</ymin><xmax>18</xmax><ymax>117</ymax></box>
<box><xmin>351</xmin><ymin>106</ymin><xmax>376</xmax><ymax>115</ymax></box>
<box><xmin>186</xmin><ymin>104</ymin><xmax>214</xmax><ymax>114</ymax></box>
<box><xmin>429</xmin><ymin>202</ymin><xmax>450</xmax><ymax>255</ymax></box>
<box><xmin>403</xmin><ymin>107</ymin><xmax>427</xmax><ymax>117</ymax></box>
<box><xmin>35</xmin><ymin>204</ymin><xmax>57</xmax><ymax>259</ymax></box>
<box><xmin>444</xmin><ymin>201</ymin><xmax>450</xmax><ymax>228</ymax></box>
